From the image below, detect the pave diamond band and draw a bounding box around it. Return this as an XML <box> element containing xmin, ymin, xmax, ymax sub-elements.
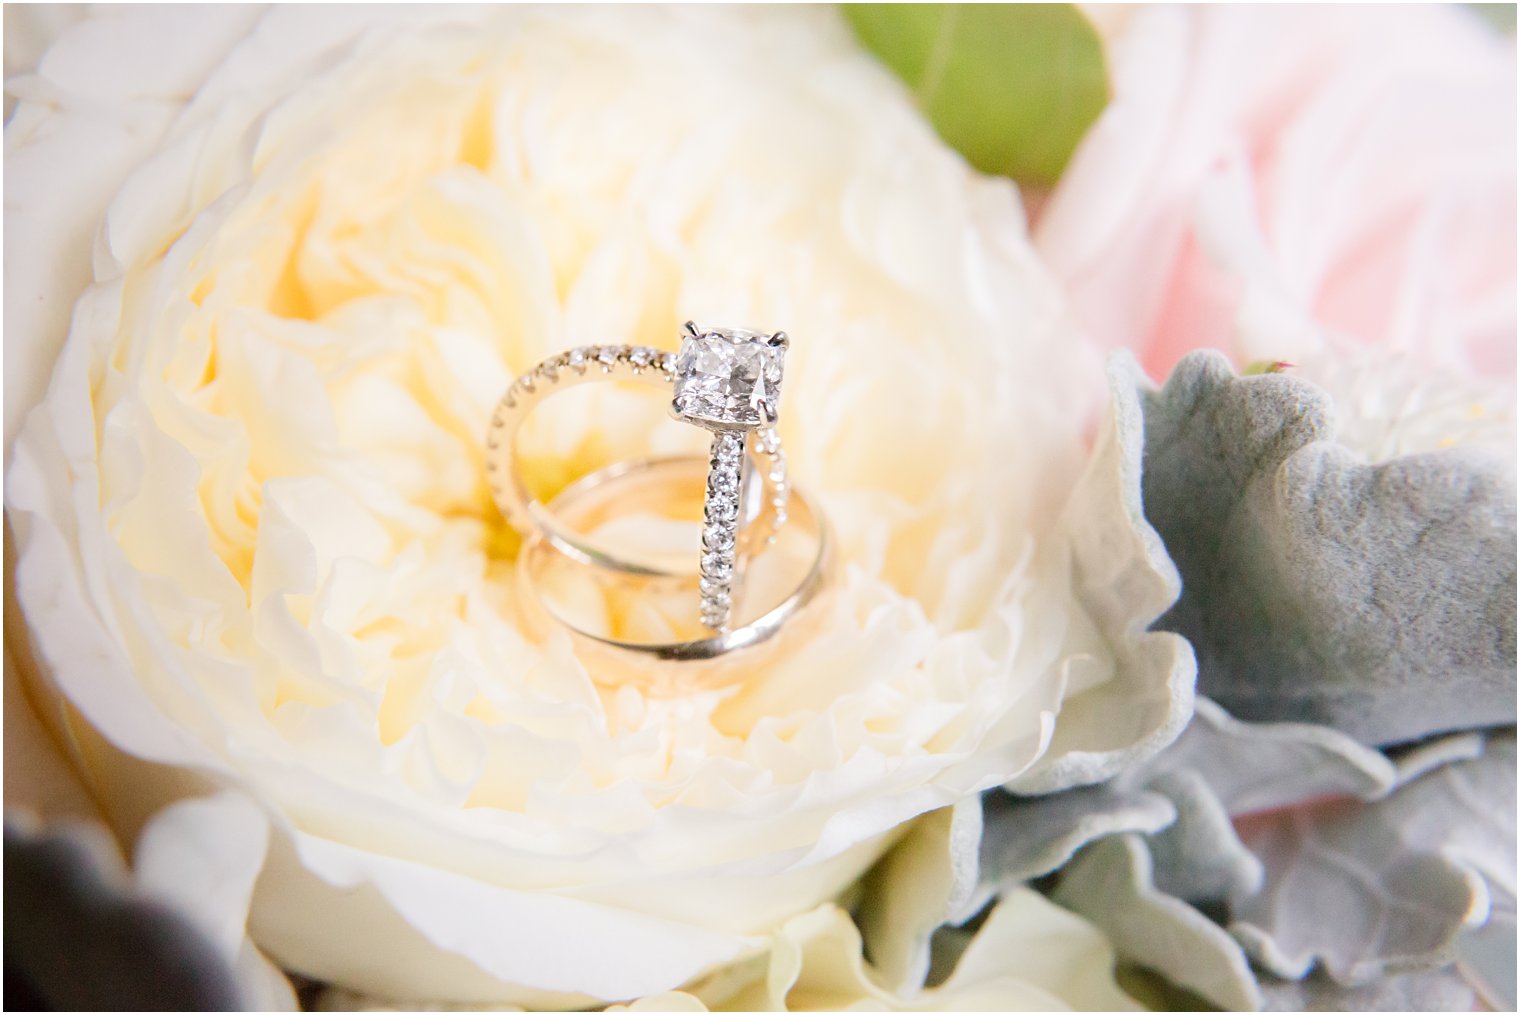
<box><xmin>699</xmin><ymin>431</ymin><xmax>745</xmax><ymax>628</ymax></box>
<box><xmin>672</xmin><ymin>324</ymin><xmax>790</xmax><ymax>631</ymax></box>
<box><xmin>486</xmin><ymin>333</ymin><xmax>790</xmax><ymax>630</ymax></box>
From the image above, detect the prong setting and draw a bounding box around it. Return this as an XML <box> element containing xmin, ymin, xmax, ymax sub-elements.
<box><xmin>671</xmin><ymin>325</ymin><xmax>786</xmax><ymax>431</ymax></box>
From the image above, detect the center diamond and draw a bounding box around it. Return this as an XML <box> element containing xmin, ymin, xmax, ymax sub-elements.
<box><xmin>672</xmin><ymin>326</ymin><xmax>785</xmax><ymax>428</ymax></box>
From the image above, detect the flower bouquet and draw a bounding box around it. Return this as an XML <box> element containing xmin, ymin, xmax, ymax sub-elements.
<box><xmin>4</xmin><ymin>5</ymin><xmax>1513</xmax><ymax>1012</ymax></box>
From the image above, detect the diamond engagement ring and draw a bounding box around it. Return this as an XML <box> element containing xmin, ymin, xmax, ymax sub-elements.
<box><xmin>670</xmin><ymin>322</ymin><xmax>789</xmax><ymax>630</ymax></box>
<box><xmin>486</xmin><ymin>323</ymin><xmax>791</xmax><ymax>631</ymax></box>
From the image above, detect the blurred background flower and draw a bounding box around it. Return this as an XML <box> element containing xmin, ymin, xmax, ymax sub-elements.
<box><xmin>1035</xmin><ymin>4</ymin><xmax>1516</xmax><ymax>383</ymax></box>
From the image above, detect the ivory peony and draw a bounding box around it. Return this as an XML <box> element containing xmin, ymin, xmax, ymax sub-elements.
<box><xmin>606</xmin><ymin>889</ymin><xmax>1141</xmax><ymax>1012</ymax></box>
<box><xmin>1039</xmin><ymin>4</ymin><xmax>1517</xmax><ymax>381</ymax></box>
<box><xmin>5</xmin><ymin>6</ymin><xmax>1187</xmax><ymax>1006</ymax></box>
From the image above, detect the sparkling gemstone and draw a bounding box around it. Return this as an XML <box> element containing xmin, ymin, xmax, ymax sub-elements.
<box><xmin>673</xmin><ymin>327</ymin><xmax>785</xmax><ymax>427</ymax></box>
<box><xmin>713</xmin><ymin>433</ymin><xmax>744</xmax><ymax>463</ymax></box>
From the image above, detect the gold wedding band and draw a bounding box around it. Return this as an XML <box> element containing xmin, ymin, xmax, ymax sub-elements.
<box><xmin>513</xmin><ymin>456</ymin><xmax>831</xmax><ymax>689</ymax></box>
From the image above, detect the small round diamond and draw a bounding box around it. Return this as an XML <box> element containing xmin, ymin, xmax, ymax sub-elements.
<box><xmin>706</xmin><ymin>496</ymin><xmax>738</xmax><ymax>524</ymax></box>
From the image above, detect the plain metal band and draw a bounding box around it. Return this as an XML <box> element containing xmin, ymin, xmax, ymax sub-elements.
<box><xmin>515</xmin><ymin>457</ymin><xmax>831</xmax><ymax>669</ymax></box>
<box><xmin>485</xmin><ymin>345</ymin><xmax>787</xmax><ymax>578</ymax></box>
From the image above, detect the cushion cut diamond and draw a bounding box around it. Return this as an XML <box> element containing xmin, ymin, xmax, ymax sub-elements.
<box><xmin>672</xmin><ymin>326</ymin><xmax>785</xmax><ymax>428</ymax></box>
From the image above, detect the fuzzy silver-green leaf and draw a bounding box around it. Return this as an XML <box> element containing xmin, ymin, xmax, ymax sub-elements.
<box><xmin>1135</xmin><ymin>351</ymin><xmax>1516</xmax><ymax>745</ymax></box>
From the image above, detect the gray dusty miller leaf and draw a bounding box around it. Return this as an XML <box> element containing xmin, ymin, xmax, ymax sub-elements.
<box><xmin>1054</xmin><ymin>833</ymin><xmax>1264</xmax><ymax>1012</ymax></box>
<box><xmin>1456</xmin><ymin>890</ymin><xmax>1515</xmax><ymax>1011</ymax></box>
<box><xmin>1137</xmin><ymin>697</ymin><xmax>1397</xmax><ymax>813</ymax></box>
<box><xmin>1229</xmin><ymin>732</ymin><xmax>1516</xmax><ymax>987</ymax></box>
<box><xmin>975</xmin><ymin>782</ymin><xmax>1175</xmax><ymax>898</ymax></box>
<box><xmin>1256</xmin><ymin>966</ymin><xmax>1476</xmax><ymax>1012</ymax></box>
<box><xmin>982</xmin><ymin>705</ymin><xmax>1512</xmax><ymax>1008</ymax></box>
<box><xmin>1132</xmin><ymin>350</ymin><xmax>1516</xmax><ymax>745</ymax></box>
<box><xmin>979</xmin><ymin>698</ymin><xmax>1397</xmax><ymax>911</ymax></box>
<box><xmin>1143</xmin><ymin>767</ymin><xmax>1262</xmax><ymax>903</ymax></box>
<box><xmin>974</xmin><ymin>352</ymin><xmax>1513</xmax><ymax>1009</ymax></box>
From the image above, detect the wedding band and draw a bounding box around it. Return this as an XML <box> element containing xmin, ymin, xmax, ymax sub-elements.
<box><xmin>515</xmin><ymin>456</ymin><xmax>830</xmax><ymax>688</ymax></box>
<box><xmin>486</xmin><ymin>323</ymin><xmax>791</xmax><ymax>631</ymax></box>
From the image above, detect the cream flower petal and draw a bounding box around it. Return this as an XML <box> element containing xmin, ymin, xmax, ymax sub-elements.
<box><xmin>854</xmin><ymin>797</ymin><xmax>983</xmax><ymax>995</ymax></box>
<box><xmin>680</xmin><ymin>890</ymin><xmax>1138</xmax><ymax>1012</ymax></box>
<box><xmin>3</xmin><ymin>649</ymin><xmax>101</xmax><ymax>823</ymax></box>
<box><xmin>2</xmin><ymin>5</ymin><xmax>264</xmax><ymax>453</ymax></box>
<box><xmin>1009</xmin><ymin>354</ymin><xmax>1196</xmax><ymax>793</ymax></box>
<box><xmin>256</xmin><ymin>827</ymin><xmax>761</xmax><ymax>1005</ymax></box>
<box><xmin>4</xmin><ymin>5</ymin><xmax>1176</xmax><ymax>1005</ymax></box>
<box><xmin>134</xmin><ymin>793</ymin><xmax>297</xmax><ymax>1011</ymax></box>
<box><xmin>932</xmin><ymin>889</ymin><xmax>1142</xmax><ymax>1012</ymax></box>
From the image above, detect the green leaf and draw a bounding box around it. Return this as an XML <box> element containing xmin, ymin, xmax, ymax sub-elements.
<box><xmin>843</xmin><ymin>3</ymin><xmax>1109</xmax><ymax>186</ymax></box>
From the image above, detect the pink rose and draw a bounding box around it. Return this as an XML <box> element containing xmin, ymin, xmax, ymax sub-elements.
<box><xmin>1037</xmin><ymin>5</ymin><xmax>1516</xmax><ymax>381</ymax></box>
